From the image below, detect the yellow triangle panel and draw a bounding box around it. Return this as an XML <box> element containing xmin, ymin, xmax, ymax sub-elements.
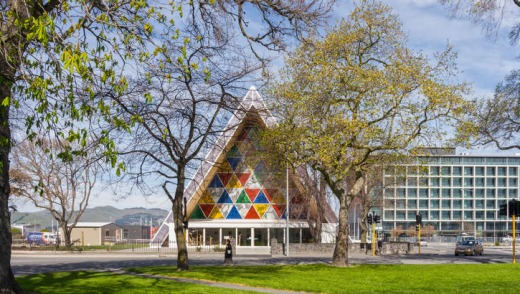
<box><xmin>209</xmin><ymin>206</ymin><xmax>224</xmax><ymax>219</ymax></box>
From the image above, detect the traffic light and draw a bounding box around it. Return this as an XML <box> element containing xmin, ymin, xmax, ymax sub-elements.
<box><xmin>416</xmin><ymin>214</ymin><xmax>422</xmax><ymax>225</ymax></box>
<box><xmin>374</xmin><ymin>215</ymin><xmax>380</xmax><ymax>223</ymax></box>
<box><xmin>499</xmin><ymin>203</ymin><xmax>508</xmax><ymax>216</ymax></box>
<box><xmin>510</xmin><ymin>199</ymin><xmax>520</xmax><ymax>217</ymax></box>
<box><xmin>367</xmin><ymin>214</ymin><xmax>373</xmax><ymax>225</ymax></box>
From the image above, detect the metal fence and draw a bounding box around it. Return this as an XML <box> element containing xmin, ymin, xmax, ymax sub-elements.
<box><xmin>11</xmin><ymin>238</ymin><xmax>229</xmax><ymax>253</ymax></box>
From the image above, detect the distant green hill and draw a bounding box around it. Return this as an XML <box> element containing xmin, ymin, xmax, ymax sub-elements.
<box><xmin>10</xmin><ymin>206</ymin><xmax>169</xmax><ymax>229</ymax></box>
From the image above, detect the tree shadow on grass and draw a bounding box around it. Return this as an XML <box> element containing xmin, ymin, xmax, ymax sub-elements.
<box><xmin>17</xmin><ymin>271</ymin><xmax>243</xmax><ymax>294</ymax></box>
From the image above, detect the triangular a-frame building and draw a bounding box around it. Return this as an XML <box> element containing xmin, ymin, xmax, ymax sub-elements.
<box><xmin>151</xmin><ymin>87</ymin><xmax>337</xmax><ymax>249</ymax></box>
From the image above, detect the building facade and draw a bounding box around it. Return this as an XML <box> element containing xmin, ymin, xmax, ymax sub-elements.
<box><xmin>381</xmin><ymin>150</ymin><xmax>520</xmax><ymax>238</ymax></box>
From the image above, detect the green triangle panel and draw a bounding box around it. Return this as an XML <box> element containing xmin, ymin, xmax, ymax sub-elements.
<box><xmin>190</xmin><ymin>205</ymin><xmax>207</xmax><ymax>219</ymax></box>
<box><xmin>227</xmin><ymin>188</ymin><xmax>242</xmax><ymax>203</ymax></box>
<box><xmin>227</xmin><ymin>145</ymin><xmax>242</xmax><ymax>158</ymax></box>
<box><xmin>236</xmin><ymin>190</ymin><xmax>251</xmax><ymax>203</ymax></box>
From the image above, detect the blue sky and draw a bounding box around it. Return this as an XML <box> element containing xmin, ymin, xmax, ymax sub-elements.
<box><xmin>13</xmin><ymin>0</ymin><xmax>520</xmax><ymax>212</ymax></box>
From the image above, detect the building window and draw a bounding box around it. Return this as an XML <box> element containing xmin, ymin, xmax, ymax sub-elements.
<box><xmin>475</xmin><ymin>189</ymin><xmax>485</xmax><ymax>198</ymax></box>
<box><xmin>509</xmin><ymin>167</ymin><xmax>517</xmax><ymax>176</ymax></box>
<box><xmin>407</xmin><ymin>200</ymin><xmax>417</xmax><ymax>209</ymax></box>
<box><xmin>475</xmin><ymin>167</ymin><xmax>485</xmax><ymax>176</ymax></box>
<box><xmin>442</xmin><ymin>200</ymin><xmax>451</xmax><ymax>209</ymax></box>
<box><xmin>453</xmin><ymin>177</ymin><xmax>462</xmax><ymax>187</ymax></box>
<box><xmin>453</xmin><ymin>166</ymin><xmax>462</xmax><ymax>176</ymax></box>
<box><xmin>419</xmin><ymin>188</ymin><xmax>429</xmax><ymax>198</ymax></box>
<box><xmin>441</xmin><ymin>178</ymin><xmax>451</xmax><ymax>187</ymax></box>
<box><xmin>430</xmin><ymin>200</ymin><xmax>439</xmax><ymax>209</ymax></box>
<box><xmin>464</xmin><ymin>167</ymin><xmax>473</xmax><ymax>176</ymax></box>
<box><xmin>497</xmin><ymin>178</ymin><xmax>507</xmax><ymax>187</ymax></box>
<box><xmin>464</xmin><ymin>178</ymin><xmax>474</xmax><ymax>187</ymax></box>
<box><xmin>430</xmin><ymin>166</ymin><xmax>440</xmax><ymax>176</ymax></box>
<box><xmin>486</xmin><ymin>189</ymin><xmax>495</xmax><ymax>198</ymax></box>
<box><xmin>430</xmin><ymin>188</ymin><xmax>440</xmax><ymax>198</ymax></box>
<box><xmin>430</xmin><ymin>211</ymin><xmax>439</xmax><ymax>220</ymax></box>
<box><xmin>453</xmin><ymin>211</ymin><xmax>462</xmax><ymax>220</ymax></box>
<box><xmin>475</xmin><ymin>178</ymin><xmax>485</xmax><ymax>187</ymax></box>
<box><xmin>509</xmin><ymin>178</ymin><xmax>517</xmax><ymax>187</ymax></box>
<box><xmin>464</xmin><ymin>200</ymin><xmax>473</xmax><ymax>209</ymax></box>
<box><xmin>485</xmin><ymin>200</ymin><xmax>495</xmax><ymax>209</ymax></box>
<box><xmin>105</xmin><ymin>230</ymin><xmax>110</xmax><ymax>237</ymax></box>
<box><xmin>442</xmin><ymin>167</ymin><xmax>451</xmax><ymax>176</ymax></box>
<box><xmin>486</xmin><ymin>167</ymin><xmax>496</xmax><ymax>176</ymax></box>
<box><xmin>497</xmin><ymin>189</ymin><xmax>507</xmax><ymax>199</ymax></box>
<box><xmin>498</xmin><ymin>167</ymin><xmax>507</xmax><ymax>176</ymax></box>
<box><xmin>464</xmin><ymin>211</ymin><xmax>473</xmax><ymax>220</ymax></box>
<box><xmin>441</xmin><ymin>211</ymin><xmax>450</xmax><ymax>220</ymax></box>
<box><xmin>430</xmin><ymin>177</ymin><xmax>440</xmax><ymax>187</ymax></box>
<box><xmin>486</xmin><ymin>178</ymin><xmax>495</xmax><ymax>187</ymax></box>
<box><xmin>475</xmin><ymin>200</ymin><xmax>484</xmax><ymax>209</ymax></box>
<box><xmin>509</xmin><ymin>189</ymin><xmax>518</xmax><ymax>198</ymax></box>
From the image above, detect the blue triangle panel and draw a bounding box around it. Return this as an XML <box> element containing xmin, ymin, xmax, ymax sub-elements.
<box><xmin>217</xmin><ymin>190</ymin><xmax>233</xmax><ymax>204</ymax></box>
<box><xmin>209</xmin><ymin>175</ymin><xmax>224</xmax><ymax>188</ymax></box>
<box><xmin>281</xmin><ymin>210</ymin><xmax>287</xmax><ymax>219</ymax></box>
<box><xmin>226</xmin><ymin>205</ymin><xmax>242</xmax><ymax>219</ymax></box>
<box><xmin>227</xmin><ymin>157</ymin><xmax>241</xmax><ymax>171</ymax></box>
<box><xmin>253</xmin><ymin>191</ymin><xmax>270</xmax><ymax>204</ymax></box>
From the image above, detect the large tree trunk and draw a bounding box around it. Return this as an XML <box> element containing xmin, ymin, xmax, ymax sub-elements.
<box><xmin>173</xmin><ymin>167</ymin><xmax>189</xmax><ymax>271</ymax></box>
<box><xmin>332</xmin><ymin>192</ymin><xmax>349</xmax><ymax>266</ymax></box>
<box><xmin>0</xmin><ymin>82</ymin><xmax>22</xmax><ymax>293</ymax></box>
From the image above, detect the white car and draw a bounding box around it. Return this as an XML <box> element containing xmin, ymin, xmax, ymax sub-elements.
<box><xmin>416</xmin><ymin>238</ymin><xmax>428</xmax><ymax>247</ymax></box>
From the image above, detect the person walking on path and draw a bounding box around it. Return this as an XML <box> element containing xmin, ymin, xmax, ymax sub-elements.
<box><xmin>224</xmin><ymin>239</ymin><xmax>233</xmax><ymax>265</ymax></box>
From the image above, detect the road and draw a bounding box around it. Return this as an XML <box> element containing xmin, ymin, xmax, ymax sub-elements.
<box><xmin>11</xmin><ymin>244</ymin><xmax>518</xmax><ymax>277</ymax></box>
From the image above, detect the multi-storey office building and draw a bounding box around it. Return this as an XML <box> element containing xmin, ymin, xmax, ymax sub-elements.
<box><xmin>382</xmin><ymin>149</ymin><xmax>520</xmax><ymax>238</ymax></box>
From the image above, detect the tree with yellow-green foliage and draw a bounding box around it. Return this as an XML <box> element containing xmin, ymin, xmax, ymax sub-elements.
<box><xmin>264</xmin><ymin>0</ymin><xmax>469</xmax><ymax>267</ymax></box>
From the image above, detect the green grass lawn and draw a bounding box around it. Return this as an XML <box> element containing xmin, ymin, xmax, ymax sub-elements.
<box><xmin>16</xmin><ymin>271</ymin><xmax>251</xmax><ymax>294</ymax></box>
<box><xmin>128</xmin><ymin>263</ymin><xmax>520</xmax><ymax>293</ymax></box>
<box><xmin>17</xmin><ymin>264</ymin><xmax>520</xmax><ymax>293</ymax></box>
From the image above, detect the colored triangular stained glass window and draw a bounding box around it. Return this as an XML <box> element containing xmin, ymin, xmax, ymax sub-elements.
<box><xmin>209</xmin><ymin>175</ymin><xmax>224</xmax><ymax>188</ymax></box>
<box><xmin>236</xmin><ymin>141</ymin><xmax>255</xmax><ymax>156</ymax></box>
<box><xmin>199</xmin><ymin>190</ymin><xmax>214</xmax><ymax>204</ymax></box>
<box><xmin>280</xmin><ymin>210</ymin><xmax>287</xmax><ymax>219</ymax></box>
<box><xmin>254</xmin><ymin>191</ymin><xmax>270</xmax><ymax>204</ymax></box>
<box><xmin>254</xmin><ymin>204</ymin><xmax>269</xmax><ymax>218</ymax></box>
<box><xmin>245</xmin><ymin>206</ymin><xmax>261</xmax><ymax>219</ymax></box>
<box><xmin>217</xmin><ymin>173</ymin><xmax>233</xmax><ymax>187</ymax></box>
<box><xmin>235</xmin><ymin>204</ymin><xmax>251</xmax><ymax>218</ymax></box>
<box><xmin>227</xmin><ymin>145</ymin><xmax>242</xmax><ymax>158</ymax></box>
<box><xmin>263</xmin><ymin>206</ymin><xmax>278</xmax><ymax>220</ymax></box>
<box><xmin>272</xmin><ymin>191</ymin><xmax>286</xmax><ymax>205</ymax></box>
<box><xmin>200</xmin><ymin>204</ymin><xmax>215</xmax><ymax>218</ymax></box>
<box><xmin>291</xmin><ymin>194</ymin><xmax>304</xmax><ymax>204</ymax></box>
<box><xmin>209</xmin><ymin>206</ymin><xmax>224</xmax><ymax>219</ymax></box>
<box><xmin>236</xmin><ymin>129</ymin><xmax>249</xmax><ymax>142</ymax></box>
<box><xmin>290</xmin><ymin>204</ymin><xmax>304</xmax><ymax>219</ymax></box>
<box><xmin>236</xmin><ymin>190</ymin><xmax>251</xmax><ymax>203</ymax></box>
<box><xmin>208</xmin><ymin>188</ymin><xmax>225</xmax><ymax>203</ymax></box>
<box><xmin>245</xmin><ymin>174</ymin><xmax>261</xmax><ymax>188</ymax></box>
<box><xmin>217</xmin><ymin>161</ymin><xmax>234</xmax><ymax>173</ymax></box>
<box><xmin>234</xmin><ymin>160</ymin><xmax>251</xmax><ymax>174</ymax></box>
<box><xmin>272</xmin><ymin>204</ymin><xmax>286</xmax><ymax>218</ymax></box>
<box><xmin>227</xmin><ymin>188</ymin><xmax>241</xmax><ymax>203</ymax></box>
<box><xmin>245</xmin><ymin>188</ymin><xmax>260</xmax><ymax>202</ymax></box>
<box><xmin>236</xmin><ymin>173</ymin><xmax>251</xmax><ymax>186</ymax></box>
<box><xmin>226</xmin><ymin>205</ymin><xmax>242</xmax><ymax>219</ymax></box>
<box><xmin>263</xmin><ymin>189</ymin><xmax>278</xmax><ymax>202</ymax></box>
<box><xmin>217</xmin><ymin>190</ymin><xmax>233</xmax><ymax>204</ymax></box>
<box><xmin>190</xmin><ymin>205</ymin><xmax>206</xmax><ymax>219</ymax></box>
<box><xmin>227</xmin><ymin>157</ymin><xmax>242</xmax><ymax>171</ymax></box>
<box><xmin>226</xmin><ymin>174</ymin><xmax>242</xmax><ymax>189</ymax></box>
<box><xmin>219</xmin><ymin>204</ymin><xmax>232</xmax><ymax>218</ymax></box>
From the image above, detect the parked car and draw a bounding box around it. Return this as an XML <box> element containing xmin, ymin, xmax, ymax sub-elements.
<box><xmin>454</xmin><ymin>240</ymin><xmax>483</xmax><ymax>256</ymax></box>
<box><xmin>415</xmin><ymin>238</ymin><xmax>428</xmax><ymax>247</ymax></box>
